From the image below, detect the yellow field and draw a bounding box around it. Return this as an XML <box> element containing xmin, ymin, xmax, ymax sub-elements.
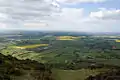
<box><xmin>115</xmin><ymin>40</ymin><xmax>120</xmax><ymax>42</ymax></box>
<box><xmin>57</xmin><ymin>36</ymin><xmax>80</xmax><ymax>40</ymax></box>
<box><xmin>13</xmin><ymin>44</ymin><xmax>49</xmax><ymax>49</ymax></box>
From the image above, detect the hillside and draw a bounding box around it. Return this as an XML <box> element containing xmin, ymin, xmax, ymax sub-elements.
<box><xmin>0</xmin><ymin>53</ymin><xmax>53</xmax><ymax>80</ymax></box>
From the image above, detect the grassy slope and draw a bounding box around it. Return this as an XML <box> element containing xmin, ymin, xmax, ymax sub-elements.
<box><xmin>52</xmin><ymin>68</ymin><xmax>109</xmax><ymax>80</ymax></box>
<box><xmin>0</xmin><ymin>46</ymin><xmax>46</xmax><ymax>63</ymax></box>
<box><xmin>0</xmin><ymin>53</ymin><xmax>52</xmax><ymax>80</ymax></box>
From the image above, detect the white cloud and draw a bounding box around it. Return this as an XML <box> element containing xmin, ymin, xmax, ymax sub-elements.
<box><xmin>0</xmin><ymin>0</ymin><xmax>120</xmax><ymax>32</ymax></box>
<box><xmin>0</xmin><ymin>13</ymin><xmax>8</xmax><ymax>19</ymax></box>
<box><xmin>51</xmin><ymin>8</ymin><xmax>84</xmax><ymax>22</ymax></box>
<box><xmin>45</xmin><ymin>8</ymin><xmax>120</xmax><ymax>32</ymax></box>
<box><xmin>90</xmin><ymin>9</ymin><xmax>120</xmax><ymax>20</ymax></box>
<box><xmin>0</xmin><ymin>0</ymin><xmax>58</xmax><ymax>23</ymax></box>
<box><xmin>0</xmin><ymin>23</ymin><xmax>7</xmax><ymax>29</ymax></box>
<box><xmin>24</xmin><ymin>23</ymin><xmax>47</xmax><ymax>27</ymax></box>
<box><xmin>56</xmin><ymin>0</ymin><xmax>106</xmax><ymax>4</ymax></box>
<box><xmin>0</xmin><ymin>0</ymin><xmax>60</xmax><ymax>29</ymax></box>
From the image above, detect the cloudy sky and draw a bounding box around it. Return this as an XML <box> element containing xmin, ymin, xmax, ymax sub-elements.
<box><xmin>0</xmin><ymin>0</ymin><xmax>120</xmax><ymax>32</ymax></box>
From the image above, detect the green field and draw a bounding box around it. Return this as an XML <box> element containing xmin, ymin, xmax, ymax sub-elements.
<box><xmin>52</xmin><ymin>68</ymin><xmax>109</xmax><ymax>80</ymax></box>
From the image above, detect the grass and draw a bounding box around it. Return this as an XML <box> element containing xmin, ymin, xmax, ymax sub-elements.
<box><xmin>57</xmin><ymin>36</ymin><xmax>80</xmax><ymax>40</ymax></box>
<box><xmin>13</xmin><ymin>44</ymin><xmax>49</xmax><ymax>49</ymax></box>
<box><xmin>52</xmin><ymin>68</ymin><xmax>109</xmax><ymax>80</ymax></box>
<box><xmin>1</xmin><ymin>45</ymin><xmax>49</xmax><ymax>63</ymax></box>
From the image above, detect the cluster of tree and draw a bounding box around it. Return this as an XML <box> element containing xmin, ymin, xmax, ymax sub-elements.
<box><xmin>15</xmin><ymin>36</ymin><xmax>55</xmax><ymax>46</ymax></box>
<box><xmin>46</xmin><ymin>59</ymin><xmax>114</xmax><ymax>70</ymax></box>
<box><xmin>15</xmin><ymin>40</ymin><xmax>41</xmax><ymax>46</ymax></box>
<box><xmin>86</xmin><ymin>68</ymin><xmax>120</xmax><ymax>80</ymax></box>
<box><xmin>26</xmin><ymin>46</ymin><xmax>50</xmax><ymax>53</ymax></box>
<box><xmin>52</xmin><ymin>38</ymin><xmax>113</xmax><ymax>51</ymax></box>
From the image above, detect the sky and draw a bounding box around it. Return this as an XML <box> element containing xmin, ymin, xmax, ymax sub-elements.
<box><xmin>0</xmin><ymin>0</ymin><xmax>120</xmax><ymax>32</ymax></box>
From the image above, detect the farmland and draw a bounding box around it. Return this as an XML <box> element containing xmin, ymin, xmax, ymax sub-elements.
<box><xmin>1</xmin><ymin>31</ymin><xmax>120</xmax><ymax>80</ymax></box>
